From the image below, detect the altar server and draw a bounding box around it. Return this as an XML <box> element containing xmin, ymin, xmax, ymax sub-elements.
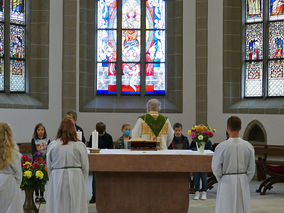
<box><xmin>132</xmin><ymin>99</ymin><xmax>174</xmax><ymax>150</ymax></box>
<box><xmin>46</xmin><ymin>118</ymin><xmax>89</xmax><ymax>213</ymax></box>
<box><xmin>212</xmin><ymin>116</ymin><xmax>255</xmax><ymax>213</ymax></box>
<box><xmin>0</xmin><ymin>123</ymin><xmax>23</xmax><ymax>213</ymax></box>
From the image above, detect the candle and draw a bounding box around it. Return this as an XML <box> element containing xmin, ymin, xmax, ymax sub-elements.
<box><xmin>77</xmin><ymin>131</ymin><xmax>82</xmax><ymax>141</ymax></box>
<box><xmin>92</xmin><ymin>130</ymin><xmax>98</xmax><ymax>149</ymax></box>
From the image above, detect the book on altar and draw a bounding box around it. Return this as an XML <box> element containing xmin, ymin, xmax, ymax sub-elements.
<box><xmin>77</xmin><ymin>131</ymin><xmax>82</xmax><ymax>141</ymax></box>
<box><xmin>92</xmin><ymin>130</ymin><xmax>98</xmax><ymax>149</ymax></box>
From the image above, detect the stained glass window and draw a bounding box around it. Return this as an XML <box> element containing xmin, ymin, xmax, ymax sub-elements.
<box><xmin>245</xmin><ymin>24</ymin><xmax>263</xmax><ymax>60</ymax></box>
<box><xmin>246</xmin><ymin>0</ymin><xmax>263</xmax><ymax>23</ymax></box>
<box><xmin>96</xmin><ymin>0</ymin><xmax>117</xmax><ymax>95</ymax></box>
<box><xmin>244</xmin><ymin>0</ymin><xmax>284</xmax><ymax>97</ymax></box>
<box><xmin>245</xmin><ymin>62</ymin><xmax>263</xmax><ymax>97</ymax></box>
<box><xmin>268</xmin><ymin>60</ymin><xmax>284</xmax><ymax>96</ymax></box>
<box><xmin>121</xmin><ymin>63</ymin><xmax>140</xmax><ymax>94</ymax></box>
<box><xmin>0</xmin><ymin>59</ymin><xmax>4</xmax><ymax>91</ymax></box>
<box><xmin>10</xmin><ymin>0</ymin><xmax>25</xmax><ymax>24</ymax></box>
<box><xmin>0</xmin><ymin>0</ymin><xmax>26</xmax><ymax>92</ymax></box>
<box><xmin>0</xmin><ymin>0</ymin><xmax>4</xmax><ymax>22</ymax></box>
<box><xmin>10</xmin><ymin>60</ymin><xmax>24</xmax><ymax>91</ymax></box>
<box><xmin>96</xmin><ymin>0</ymin><xmax>167</xmax><ymax>96</ymax></box>
<box><xmin>269</xmin><ymin>0</ymin><xmax>284</xmax><ymax>21</ymax></box>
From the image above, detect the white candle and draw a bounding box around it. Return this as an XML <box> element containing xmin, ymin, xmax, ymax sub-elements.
<box><xmin>77</xmin><ymin>131</ymin><xmax>82</xmax><ymax>141</ymax></box>
<box><xmin>92</xmin><ymin>130</ymin><xmax>98</xmax><ymax>149</ymax></box>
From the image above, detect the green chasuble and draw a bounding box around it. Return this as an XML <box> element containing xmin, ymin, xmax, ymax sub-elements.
<box><xmin>139</xmin><ymin>114</ymin><xmax>168</xmax><ymax>137</ymax></box>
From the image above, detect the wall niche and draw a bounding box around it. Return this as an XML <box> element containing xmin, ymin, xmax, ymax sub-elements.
<box><xmin>243</xmin><ymin>120</ymin><xmax>267</xmax><ymax>145</ymax></box>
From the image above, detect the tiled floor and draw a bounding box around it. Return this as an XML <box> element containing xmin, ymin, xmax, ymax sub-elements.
<box><xmin>27</xmin><ymin>176</ymin><xmax>284</xmax><ymax>213</ymax></box>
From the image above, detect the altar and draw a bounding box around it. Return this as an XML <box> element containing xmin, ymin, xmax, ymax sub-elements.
<box><xmin>88</xmin><ymin>149</ymin><xmax>213</xmax><ymax>213</ymax></box>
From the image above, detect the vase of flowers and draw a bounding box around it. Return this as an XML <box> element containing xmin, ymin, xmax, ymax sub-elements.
<box><xmin>188</xmin><ymin>124</ymin><xmax>216</xmax><ymax>153</ymax></box>
<box><xmin>21</xmin><ymin>153</ymin><xmax>48</xmax><ymax>213</ymax></box>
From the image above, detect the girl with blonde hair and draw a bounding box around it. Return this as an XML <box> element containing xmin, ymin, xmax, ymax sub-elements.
<box><xmin>0</xmin><ymin>123</ymin><xmax>23</xmax><ymax>213</ymax></box>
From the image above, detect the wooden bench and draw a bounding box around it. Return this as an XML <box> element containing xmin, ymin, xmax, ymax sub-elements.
<box><xmin>17</xmin><ymin>142</ymin><xmax>32</xmax><ymax>154</ymax></box>
<box><xmin>255</xmin><ymin>145</ymin><xmax>284</xmax><ymax>195</ymax></box>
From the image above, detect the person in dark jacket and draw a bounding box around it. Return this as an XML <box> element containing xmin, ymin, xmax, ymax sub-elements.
<box><xmin>66</xmin><ymin>111</ymin><xmax>86</xmax><ymax>143</ymax></box>
<box><xmin>168</xmin><ymin>123</ymin><xmax>190</xmax><ymax>150</ymax></box>
<box><xmin>88</xmin><ymin>122</ymin><xmax>113</xmax><ymax>203</ymax></box>
<box><xmin>190</xmin><ymin>139</ymin><xmax>213</xmax><ymax>200</ymax></box>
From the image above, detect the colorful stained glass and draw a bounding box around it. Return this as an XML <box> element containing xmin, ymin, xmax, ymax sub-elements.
<box><xmin>0</xmin><ymin>24</ymin><xmax>4</xmax><ymax>57</ymax></box>
<box><xmin>97</xmin><ymin>30</ymin><xmax>117</xmax><ymax>62</ymax></box>
<box><xmin>146</xmin><ymin>0</ymin><xmax>165</xmax><ymax>29</ymax></box>
<box><xmin>97</xmin><ymin>0</ymin><xmax>117</xmax><ymax>29</ymax></box>
<box><xmin>269</xmin><ymin>22</ymin><xmax>284</xmax><ymax>59</ymax></box>
<box><xmin>10</xmin><ymin>25</ymin><xmax>25</xmax><ymax>59</ymax></box>
<box><xmin>122</xmin><ymin>30</ymin><xmax>140</xmax><ymax>62</ymax></box>
<box><xmin>268</xmin><ymin>60</ymin><xmax>284</xmax><ymax>96</ymax></box>
<box><xmin>246</xmin><ymin>0</ymin><xmax>263</xmax><ymax>23</ymax></box>
<box><xmin>122</xmin><ymin>0</ymin><xmax>141</xmax><ymax>29</ymax></box>
<box><xmin>121</xmin><ymin>63</ymin><xmax>140</xmax><ymax>94</ymax></box>
<box><xmin>245</xmin><ymin>62</ymin><xmax>263</xmax><ymax>97</ymax></box>
<box><xmin>10</xmin><ymin>0</ymin><xmax>25</xmax><ymax>24</ymax></box>
<box><xmin>10</xmin><ymin>60</ymin><xmax>25</xmax><ymax>92</ymax></box>
<box><xmin>97</xmin><ymin>62</ymin><xmax>117</xmax><ymax>94</ymax></box>
<box><xmin>0</xmin><ymin>58</ymin><xmax>4</xmax><ymax>91</ymax></box>
<box><xmin>146</xmin><ymin>30</ymin><xmax>165</xmax><ymax>62</ymax></box>
<box><xmin>0</xmin><ymin>0</ymin><xmax>4</xmax><ymax>21</ymax></box>
<box><xmin>270</xmin><ymin>0</ymin><xmax>284</xmax><ymax>21</ymax></box>
<box><xmin>246</xmin><ymin>24</ymin><xmax>263</xmax><ymax>60</ymax></box>
<box><xmin>146</xmin><ymin>63</ymin><xmax>165</xmax><ymax>95</ymax></box>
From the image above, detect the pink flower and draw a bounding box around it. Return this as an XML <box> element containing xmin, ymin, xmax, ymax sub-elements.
<box><xmin>22</xmin><ymin>155</ymin><xmax>29</xmax><ymax>162</ymax></box>
<box><xmin>35</xmin><ymin>152</ymin><xmax>41</xmax><ymax>156</ymax></box>
<box><xmin>190</xmin><ymin>132</ymin><xmax>196</xmax><ymax>139</ymax></box>
<box><xmin>32</xmin><ymin>162</ymin><xmax>39</xmax><ymax>169</ymax></box>
<box><xmin>209</xmin><ymin>132</ymin><xmax>214</xmax><ymax>137</ymax></box>
<box><xmin>43</xmin><ymin>161</ymin><xmax>46</xmax><ymax>164</ymax></box>
<box><xmin>205</xmin><ymin>132</ymin><xmax>210</xmax><ymax>136</ymax></box>
<box><xmin>35</xmin><ymin>157</ymin><xmax>42</xmax><ymax>162</ymax></box>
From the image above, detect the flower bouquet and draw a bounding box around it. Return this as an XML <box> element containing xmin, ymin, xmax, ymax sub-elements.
<box><xmin>20</xmin><ymin>152</ymin><xmax>48</xmax><ymax>191</ymax></box>
<box><xmin>21</xmin><ymin>152</ymin><xmax>49</xmax><ymax>212</ymax></box>
<box><xmin>188</xmin><ymin>124</ymin><xmax>216</xmax><ymax>151</ymax></box>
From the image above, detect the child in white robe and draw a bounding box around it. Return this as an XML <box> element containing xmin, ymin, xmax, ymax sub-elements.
<box><xmin>0</xmin><ymin>123</ymin><xmax>23</xmax><ymax>213</ymax></box>
<box><xmin>212</xmin><ymin>116</ymin><xmax>255</xmax><ymax>213</ymax></box>
<box><xmin>46</xmin><ymin>119</ymin><xmax>89</xmax><ymax>213</ymax></box>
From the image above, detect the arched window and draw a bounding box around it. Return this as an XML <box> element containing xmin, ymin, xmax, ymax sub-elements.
<box><xmin>244</xmin><ymin>0</ymin><xmax>284</xmax><ymax>97</ymax></box>
<box><xmin>96</xmin><ymin>0</ymin><xmax>166</xmax><ymax>95</ymax></box>
<box><xmin>0</xmin><ymin>0</ymin><xmax>26</xmax><ymax>92</ymax></box>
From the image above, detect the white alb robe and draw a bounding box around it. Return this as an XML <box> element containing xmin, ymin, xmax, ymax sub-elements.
<box><xmin>0</xmin><ymin>151</ymin><xmax>23</xmax><ymax>213</ymax></box>
<box><xmin>46</xmin><ymin>140</ymin><xmax>89</xmax><ymax>213</ymax></box>
<box><xmin>132</xmin><ymin>113</ymin><xmax>174</xmax><ymax>150</ymax></box>
<box><xmin>212</xmin><ymin>138</ymin><xmax>255</xmax><ymax>213</ymax></box>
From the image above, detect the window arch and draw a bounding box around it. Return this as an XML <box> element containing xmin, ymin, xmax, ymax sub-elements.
<box><xmin>95</xmin><ymin>0</ymin><xmax>166</xmax><ymax>95</ymax></box>
<box><xmin>244</xmin><ymin>0</ymin><xmax>284</xmax><ymax>97</ymax></box>
<box><xmin>0</xmin><ymin>0</ymin><xmax>26</xmax><ymax>92</ymax></box>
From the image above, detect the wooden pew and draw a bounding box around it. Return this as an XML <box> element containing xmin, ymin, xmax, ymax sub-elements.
<box><xmin>17</xmin><ymin>142</ymin><xmax>32</xmax><ymax>154</ymax></box>
<box><xmin>255</xmin><ymin>145</ymin><xmax>284</xmax><ymax>195</ymax></box>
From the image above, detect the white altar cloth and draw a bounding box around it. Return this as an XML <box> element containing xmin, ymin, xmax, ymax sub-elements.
<box><xmin>87</xmin><ymin>148</ymin><xmax>213</xmax><ymax>155</ymax></box>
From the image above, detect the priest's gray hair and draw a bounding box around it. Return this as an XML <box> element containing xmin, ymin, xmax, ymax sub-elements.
<box><xmin>147</xmin><ymin>99</ymin><xmax>161</xmax><ymax>112</ymax></box>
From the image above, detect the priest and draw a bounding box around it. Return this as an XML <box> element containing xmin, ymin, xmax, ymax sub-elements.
<box><xmin>132</xmin><ymin>99</ymin><xmax>174</xmax><ymax>150</ymax></box>
<box><xmin>212</xmin><ymin>116</ymin><xmax>255</xmax><ymax>213</ymax></box>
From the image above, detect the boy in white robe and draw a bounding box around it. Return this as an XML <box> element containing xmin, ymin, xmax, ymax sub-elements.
<box><xmin>212</xmin><ymin>116</ymin><xmax>255</xmax><ymax>213</ymax></box>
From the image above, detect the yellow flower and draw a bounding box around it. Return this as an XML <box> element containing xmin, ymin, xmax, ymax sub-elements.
<box><xmin>188</xmin><ymin>130</ymin><xmax>191</xmax><ymax>135</ymax></box>
<box><xmin>192</xmin><ymin>125</ymin><xmax>196</xmax><ymax>130</ymax></box>
<box><xmin>213</xmin><ymin>129</ymin><xmax>216</xmax><ymax>133</ymax></box>
<box><xmin>203</xmin><ymin>126</ymin><xmax>207</xmax><ymax>131</ymax></box>
<box><xmin>24</xmin><ymin>170</ymin><xmax>32</xmax><ymax>179</ymax></box>
<box><xmin>35</xmin><ymin>171</ymin><xmax>44</xmax><ymax>180</ymax></box>
<box><xmin>24</xmin><ymin>162</ymin><xmax>32</xmax><ymax>167</ymax></box>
